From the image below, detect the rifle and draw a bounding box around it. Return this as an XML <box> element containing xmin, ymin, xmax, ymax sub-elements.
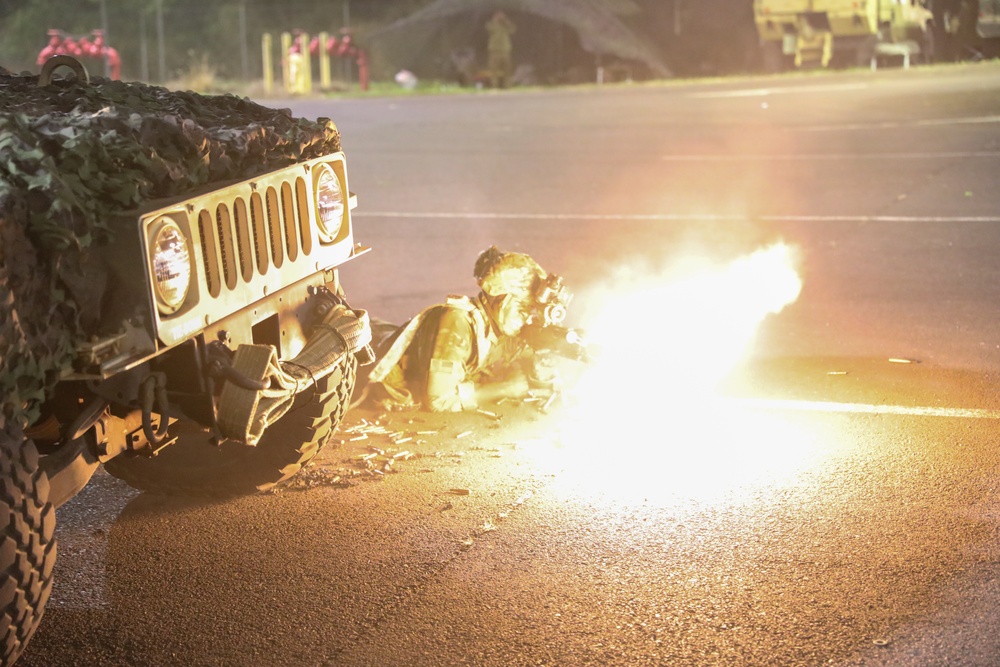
<box><xmin>521</xmin><ymin>322</ymin><xmax>590</xmax><ymax>363</ymax></box>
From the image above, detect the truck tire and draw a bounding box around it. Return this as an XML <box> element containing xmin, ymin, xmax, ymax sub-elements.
<box><xmin>855</xmin><ymin>35</ymin><xmax>878</xmax><ymax>68</ymax></box>
<box><xmin>920</xmin><ymin>27</ymin><xmax>936</xmax><ymax>63</ymax></box>
<box><xmin>104</xmin><ymin>354</ymin><xmax>356</xmax><ymax>497</ymax></box>
<box><xmin>0</xmin><ymin>433</ymin><xmax>57</xmax><ymax>667</ymax></box>
<box><xmin>761</xmin><ymin>42</ymin><xmax>786</xmax><ymax>73</ymax></box>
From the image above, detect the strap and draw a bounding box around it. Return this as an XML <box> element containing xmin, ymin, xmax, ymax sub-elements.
<box><xmin>217</xmin><ymin>303</ymin><xmax>372</xmax><ymax>445</ymax></box>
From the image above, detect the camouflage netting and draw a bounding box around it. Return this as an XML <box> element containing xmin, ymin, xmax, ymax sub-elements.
<box><xmin>0</xmin><ymin>70</ymin><xmax>342</xmax><ymax>433</ymax></box>
<box><xmin>369</xmin><ymin>0</ymin><xmax>671</xmax><ymax>79</ymax></box>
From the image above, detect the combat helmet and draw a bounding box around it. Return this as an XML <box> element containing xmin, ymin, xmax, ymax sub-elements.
<box><xmin>474</xmin><ymin>245</ymin><xmax>545</xmax><ymax>300</ymax></box>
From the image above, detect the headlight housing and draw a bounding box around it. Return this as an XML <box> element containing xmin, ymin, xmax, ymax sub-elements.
<box><xmin>314</xmin><ymin>163</ymin><xmax>345</xmax><ymax>244</ymax></box>
<box><xmin>149</xmin><ymin>218</ymin><xmax>192</xmax><ymax>315</ymax></box>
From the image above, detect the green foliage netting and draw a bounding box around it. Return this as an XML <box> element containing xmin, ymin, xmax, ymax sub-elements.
<box><xmin>0</xmin><ymin>71</ymin><xmax>342</xmax><ymax>432</ymax></box>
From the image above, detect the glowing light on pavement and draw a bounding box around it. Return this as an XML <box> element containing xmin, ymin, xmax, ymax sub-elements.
<box><xmin>722</xmin><ymin>397</ymin><xmax>1000</xmax><ymax>420</ymax></box>
<box><xmin>538</xmin><ymin>243</ymin><xmax>819</xmax><ymax>504</ymax></box>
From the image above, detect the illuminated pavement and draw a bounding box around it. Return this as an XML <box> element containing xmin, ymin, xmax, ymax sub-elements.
<box><xmin>21</xmin><ymin>62</ymin><xmax>1000</xmax><ymax>666</ymax></box>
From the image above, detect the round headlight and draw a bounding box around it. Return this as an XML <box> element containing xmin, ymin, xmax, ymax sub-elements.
<box><xmin>149</xmin><ymin>219</ymin><xmax>192</xmax><ymax>316</ymax></box>
<box><xmin>315</xmin><ymin>164</ymin><xmax>345</xmax><ymax>243</ymax></box>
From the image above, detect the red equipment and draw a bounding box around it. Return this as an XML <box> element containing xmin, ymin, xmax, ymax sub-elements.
<box><xmin>38</xmin><ymin>30</ymin><xmax>121</xmax><ymax>80</ymax></box>
<box><xmin>297</xmin><ymin>30</ymin><xmax>370</xmax><ymax>91</ymax></box>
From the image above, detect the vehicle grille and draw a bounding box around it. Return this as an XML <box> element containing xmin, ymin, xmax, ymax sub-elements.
<box><xmin>142</xmin><ymin>153</ymin><xmax>355</xmax><ymax>347</ymax></box>
<box><xmin>195</xmin><ymin>176</ymin><xmax>316</xmax><ymax>298</ymax></box>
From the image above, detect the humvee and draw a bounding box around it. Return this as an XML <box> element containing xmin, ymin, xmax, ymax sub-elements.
<box><xmin>0</xmin><ymin>56</ymin><xmax>372</xmax><ymax>664</ymax></box>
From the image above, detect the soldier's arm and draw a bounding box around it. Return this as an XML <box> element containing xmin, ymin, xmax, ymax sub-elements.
<box><xmin>425</xmin><ymin>309</ymin><xmax>476</xmax><ymax>412</ymax></box>
<box><xmin>425</xmin><ymin>310</ymin><xmax>530</xmax><ymax>411</ymax></box>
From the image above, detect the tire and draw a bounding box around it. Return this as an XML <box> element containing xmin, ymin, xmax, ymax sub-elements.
<box><xmin>760</xmin><ymin>41</ymin><xmax>786</xmax><ymax>73</ymax></box>
<box><xmin>104</xmin><ymin>354</ymin><xmax>357</xmax><ymax>497</ymax></box>
<box><xmin>855</xmin><ymin>36</ymin><xmax>878</xmax><ymax>68</ymax></box>
<box><xmin>921</xmin><ymin>27</ymin><xmax>936</xmax><ymax>64</ymax></box>
<box><xmin>0</xmin><ymin>432</ymin><xmax>57</xmax><ymax>667</ymax></box>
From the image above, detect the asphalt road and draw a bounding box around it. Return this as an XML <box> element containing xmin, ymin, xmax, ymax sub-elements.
<box><xmin>20</xmin><ymin>62</ymin><xmax>1000</xmax><ymax>666</ymax></box>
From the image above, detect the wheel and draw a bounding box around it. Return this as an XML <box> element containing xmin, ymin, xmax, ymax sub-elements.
<box><xmin>0</xmin><ymin>431</ymin><xmax>57</xmax><ymax>666</ymax></box>
<box><xmin>760</xmin><ymin>41</ymin><xmax>786</xmax><ymax>73</ymax></box>
<box><xmin>920</xmin><ymin>27</ymin><xmax>936</xmax><ymax>64</ymax></box>
<box><xmin>104</xmin><ymin>354</ymin><xmax>357</xmax><ymax>497</ymax></box>
<box><xmin>855</xmin><ymin>35</ymin><xmax>878</xmax><ymax>68</ymax></box>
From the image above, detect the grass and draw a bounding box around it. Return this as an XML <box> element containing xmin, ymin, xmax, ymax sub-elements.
<box><xmin>167</xmin><ymin>57</ymin><xmax>1000</xmax><ymax>100</ymax></box>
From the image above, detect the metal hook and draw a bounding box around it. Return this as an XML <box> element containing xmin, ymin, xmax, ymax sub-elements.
<box><xmin>139</xmin><ymin>373</ymin><xmax>171</xmax><ymax>446</ymax></box>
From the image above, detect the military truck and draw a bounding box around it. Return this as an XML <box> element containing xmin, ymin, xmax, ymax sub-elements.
<box><xmin>0</xmin><ymin>56</ymin><xmax>372</xmax><ymax>665</ymax></box>
<box><xmin>981</xmin><ymin>0</ymin><xmax>1000</xmax><ymax>43</ymax></box>
<box><xmin>930</xmin><ymin>0</ymin><xmax>1000</xmax><ymax>59</ymax></box>
<box><xmin>754</xmin><ymin>0</ymin><xmax>936</xmax><ymax>70</ymax></box>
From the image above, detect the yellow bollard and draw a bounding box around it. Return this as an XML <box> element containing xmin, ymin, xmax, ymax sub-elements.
<box><xmin>280</xmin><ymin>32</ymin><xmax>292</xmax><ymax>92</ymax></box>
<box><xmin>318</xmin><ymin>31</ymin><xmax>330</xmax><ymax>90</ymax></box>
<box><xmin>261</xmin><ymin>33</ymin><xmax>273</xmax><ymax>95</ymax></box>
<box><xmin>299</xmin><ymin>32</ymin><xmax>312</xmax><ymax>94</ymax></box>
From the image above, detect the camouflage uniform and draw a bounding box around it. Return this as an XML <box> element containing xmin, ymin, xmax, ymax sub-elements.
<box><xmin>486</xmin><ymin>11</ymin><xmax>516</xmax><ymax>88</ymax></box>
<box><xmin>366</xmin><ymin>249</ymin><xmax>547</xmax><ymax>412</ymax></box>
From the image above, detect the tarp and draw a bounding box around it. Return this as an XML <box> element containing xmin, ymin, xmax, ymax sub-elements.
<box><xmin>369</xmin><ymin>0</ymin><xmax>672</xmax><ymax>78</ymax></box>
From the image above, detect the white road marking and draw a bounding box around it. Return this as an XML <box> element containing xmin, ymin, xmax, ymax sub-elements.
<box><xmin>659</xmin><ymin>151</ymin><xmax>1000</xmax><ymax>161</ymax></box>
<box><xmin>358</xmin><ymin>212</ymin><xmax>1000</xmax><ymax>223</ymax></box>
<box><xmin>726</xmin><ymin>397</ymin><xmax>1000</xmax><ymax>420</ymax></box>
<box><xmin>689</xmin><ymin>83</ymin><xmax>872</xmax><ymax>98</ymax></box>
<box><xmin>919</xmin><ymin>115</ymin><xmax>1000</xmax><ymax>126</ymax></box>
<box><xmin>799</xmin><ymin>115</ymin><xmax>1000</xmax><ymax>131</ymax></box>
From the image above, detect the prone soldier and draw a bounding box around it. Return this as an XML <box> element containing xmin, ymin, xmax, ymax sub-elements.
<box><xmin>360</xmin><ymin>246</ymin><xmax>587</xmax><ymax>412</ymax></box>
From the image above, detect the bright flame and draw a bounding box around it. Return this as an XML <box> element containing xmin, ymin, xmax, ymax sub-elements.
<box><xmin>579</xmin><ymin>242</ymin><xmax>802</xmax><ymax>398</ymax></box>
<box><xmin>538</xmin><ymin>243</ymin><xmax>819</xmax><ymax>504</ymax></box>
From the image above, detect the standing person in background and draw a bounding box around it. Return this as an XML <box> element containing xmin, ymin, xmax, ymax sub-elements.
<box><xmin>486</xmin><ymin>10</ymin><xmax>516</xmax><ymax>88</ymax></box>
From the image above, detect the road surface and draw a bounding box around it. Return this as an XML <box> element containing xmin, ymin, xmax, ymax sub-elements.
<box><xmin>21</xmin><ymin>62</ymin><xmax>1000</xmax><ymax>666</ymax></box>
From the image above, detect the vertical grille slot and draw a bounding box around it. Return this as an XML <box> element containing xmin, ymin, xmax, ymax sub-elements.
<box><xmin>280</xmin><ymin>181</ymin><xmax>299</xmax><ymax>262</ymax></box>
<box><xmin>216</xmin><ymin>203</ymin><xmax>237</xmax><ymax>291</ymax></box>
<box><xmin>295</xmin><ymin>176</ymin><xmax>313</xmax><ymax>256</ymax></box>
<box><xmin>197</xmin><ymin>209</ymin><xmax>221</xmax><ymax>298</ymax></box>
<box><xmin>266</xmin><ymin>186</ymin><xmax>284</xmax><ymax>269</ymax></box>
<box><xmin>233</xmin><ymin>197</ymin><xmax>254</xmax><ymax>283</ymax></box>
<box><xmin>250</xmin><ymin>192</ymin><xmax>268</xmax><ymax>275</ymax></box>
